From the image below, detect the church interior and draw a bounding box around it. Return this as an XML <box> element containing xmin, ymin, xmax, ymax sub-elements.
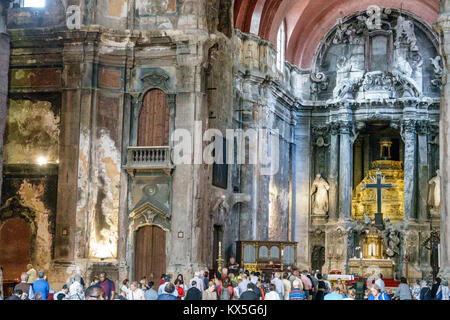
<box><xmin>1</xmin><ymin>0</ymin><xmax>450</xmax><ymax>292</ymax></box>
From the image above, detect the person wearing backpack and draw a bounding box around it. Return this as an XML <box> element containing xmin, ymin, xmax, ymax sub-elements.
<box><xmin>219</xmin><ymin>278</ymin><xmax>233</xmax><ymax>300</ymax></box>
<box><xmin>354</xmin><ymin>277</ymin><xmax>367</xmax><ymax>300</ymax></box>
<box><xmin>419</xmin><ymin>281</ymin><xmax>432</xmax><ymax>300</ymax></box>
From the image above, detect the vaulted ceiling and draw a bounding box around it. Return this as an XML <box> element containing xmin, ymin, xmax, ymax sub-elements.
<box><xmin>234</xmin><ymin>0</ymin><xmax>440</xmax><ymax>68</ymax></box>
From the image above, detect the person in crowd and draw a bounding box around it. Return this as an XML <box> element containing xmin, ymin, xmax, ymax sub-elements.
<box><xmin>271</xmin><ymin>272</ymin><xmax>284</xmax><ymax>300</ymax></box>
<box><xmin>238</xmin><ymin>273</ymin><xmax>250</xmax><ymax>296</ymax></box>
<box><xmin>255</xmin><ymin>279</ymin><xmax>265</xmax><ymax>300</ymax></box>
<box><xmin>265</xmin><ymin>283</ymin><xmax>280</xmax><ymax>300</ymax></box>
<box><xmin>174</xmin><ymin>279</ymin><xmax>185</xmax><ymax>300</ymax></box>
<box><xmin>354</xmin><ymin>277</ymin><xmax>367</xmax><ymax>300</ymax></box>
<box><xmin>324</xmin><ymin>286</ymin><xmax>344</xmax><ymax>300</ymax></box>
<box><xmin>282</xmin><ymin>273</ymin><xmax>291</xmax><ymax>300</ymax></box>
<box><xmin>219</xmin><ymin>278</ymin><xmax>233</xmax><ymax>300</ymax></box>
<box><xmin>6</xmin><ymin>289</ymin><xmax>23</xmax><ymax>300</ymax></box>
<box><xmin>85</xmin><ymin>285</ymin><xmax>106</xmax><ymax>300</ymax></box>
<box><xmin>90</xmin><ymin>276</ymin><xmax>99</xmax><ymax>286</ymax></box>
<box><xmin>228</xmin><ymin>257</ymin><xmax>239</xmax><ymax>274</ymax></box>
<box><xmin>309</xmin><ymin>271</ymin><xmax>318</xmax><ymax>300</ymax></box>
<box><xmin>189</xmin><ymin>272</ymin><xmax>204</xmax><ymax>292</ymax></box>
<box><xmin>176</xmin><ymin>274</ymin><xmax>187</xmax><ymax>292</ymax></box>
<box><xmin>431</xmin><ymin>277</ymin><xmax>441</xmax><ymax>300</ymax></box>
<box><xmin>69</xmin><ymin>274</ymin><xmax>84</xmax><ymax>298</ymax></box>
<box><xmin>335</xmin><ymin>278</ymin><xmax>347</xmax><ymax>295</ymax></box>
<box><xmin>315</xmin><ymin>274</ymin><xmax>327</xmax><ymax>300</ymax></box>
<box><xmin>250</xmin><ymin>271</ymin><xmax>258</xmax><ymax>284</ymax></box>
<box><xmin>121</xmin><ymin>279</ymin><xmax>130</xmax><ymax>296</ymax></box>
<box><xmin>203</xmin><ymin>282</ymin><xmax>218</xmax><ymax>300</ymax></box>
<box><xmin>159</xmin><ymin>274</ymin><xmax>166</xmax><ymax>286</ymax></box>
<box><xmin>375</xmin><ymin>273</ymin><xmax>386</xmax><ymax>293</ymax></box>
<box><xmin>159</xmin><ymin>275</ymin><xmax>178</xmax><ymax>298</ymax></box>
<box><xmin>411</xmin><ymin>279</ymin><xmax>421</xmax><ymax>300</ymax></box>
<box><xmin>368</xmin><ymin>285</ymin><xmax>390</xmax><ymax>300</ymax></box>
<box><xmin>239</xmin><ymin>282</ymin><xmax>259</xmax><ymax>300</ymax></box>
<box><xmin>118</xmin><ymin>289</ymin><xmax>128</xmax><ymax>300</ymax></box>
<box><xmin>157</xmin><ymin>282</ymin><xmax>178</xmax><ymax>300</ymax></box>
<box><xmin>419</xmin><ymin>280</ymin><xmax>432</xmax><ymax>300</ymax></box>
<box><xmin>185</xmin><ymin>280</ymin><xmax>202</xmax><ymax>300</ymax></box>
<box><xmin>203</xmin><ymin>271</ymin><xmax>210</xmax><ymax>290</ymax></box>
<box><xmin>14</xmin><ymin>273</ymin><xmax>34</xmax><ymax>300</ymax></box>
<box><xmin>393</xmin><ymin>277</ymin><xmax>412</xmax><ymax>300</ymax></box>
<box><xmin>440</xmin><ymin>279</ymin><xmax>449</xmax><ymax>300</ymax></box>
<box><xmin>289</xmin><ymin>280</ymin><xmax>306</xmax><ymax>300</ymax></box>
<box><xmin>343</xmin><ymin>289</ymin><xmax>356</xmax><ymax>300</ymax></box>
<box><xmin>139</xmin><ymin>277</ymin><xmax>147</xmax><ymax>290</ymax></box>
<box><xmin>98</xmin><ymin>272</ymin><xmax>115</xmax><ymax>300</ymax></box>
<box><xmin>54</xmin><ymin>284</ymin><xmax>69</xmax><ymax>300</ymax></box>
<box><xmin>323</xmin><ymin>274</ymin><xmax>331</xmax><ymax>293</ymax></box>
<box><xmin>126</xmin><ymin>281</ymin><xmax>145</xmax><ymax>300</ymax></box>
<box><xmin>33</xmin><ymin>271</ymin><xmax>49</xmax><ymax>300</ymax></box>
<box><xmin>300</xmin><ymin>270</ymin><xmax>312</xmax><ymax>299</ymax></box>
<box><xmin>26</xmin><ymin>264</ymin><xmax>37</xmax><ymax>284</ymax></box>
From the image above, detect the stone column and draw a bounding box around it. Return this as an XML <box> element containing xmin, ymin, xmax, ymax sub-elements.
<box><xmin>339</xmin><ymin>121</ymin><xmax>353</xmax><ymax>221</ymax></box>
<box><xmin>328</xmin><ymin>123</ymin><xmax>339</xmax><ymax>221</ymax></box>
<box><xmin>435</xmin><ymin>4</ymin><xmax>450</xmax><ymax>278</ymax></box>
<box><xmin>416</xmin><ymin>121</ymin><xmax>429</xmax><ymax>223</ymax></box>
<box><xmin>0</xmin><ymin>0</ymin><xmax>10</xmax><ymax>198</ymax></box>
<box><xmin>294</xmin><ymin>108</ymin><xmax>312</xmax><ymax>270</ymax></box>
<box><xmin>401</xmin><ymin>120</ymin><xmax>417</xmax><ymax>221</ymax></box>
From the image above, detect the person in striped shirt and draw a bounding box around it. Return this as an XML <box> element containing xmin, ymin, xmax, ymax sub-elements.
<box><xmin>289</xmin><ymin>280</ymin><xmax>306</xmax><ymax>300</ymax></box>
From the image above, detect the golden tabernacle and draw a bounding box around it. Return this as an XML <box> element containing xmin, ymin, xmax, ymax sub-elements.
<box><xmin>352</xmin><ymin>160</ymin><xmax>404</xmax><ymax>223</ymax></box>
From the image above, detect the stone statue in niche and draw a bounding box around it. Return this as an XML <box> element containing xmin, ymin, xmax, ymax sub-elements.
<box><xmin>395</xmin><ymin>15</ymin><xmax>418</xmax><ymax>51</ymax></box>
<box><xmin>428</xmin><ymin>170</ymin><xmax>441</xmax><ymax>210</ymax></box>
<box><xmin>383</xmin><ymin>230</ymin><xmax>400</xmax><ymax>257</ymax></box>
<box><xmin>430</xmin><ymin>56</ymin><xmax>443</xmax><ymax>87</ymax></box>
<box><xmin>311</xmin><ymin>174</ymin><xmax>330</xmax><ymax>215</ymax></box>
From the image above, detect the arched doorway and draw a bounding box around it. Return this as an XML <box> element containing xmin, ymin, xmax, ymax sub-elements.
<box><xmin>0</xmin><ymin>218</ymin><xmax>32</xmax><ymax>282</ymax></box>
<box><xmin>138</xmin><ymin>89</ymin><xmax>170</xmax><ymax>146</ymax></box>
<box><xmin>134</xmin><ymin>225</ymin><xmax>166</xmax><ymax>285</ymax></box>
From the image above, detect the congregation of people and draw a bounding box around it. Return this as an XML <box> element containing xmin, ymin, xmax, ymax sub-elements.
<box><xmin>1</xmin><ymin>260</ymin><xmax>449</xmax><ymax>301</ymax></box>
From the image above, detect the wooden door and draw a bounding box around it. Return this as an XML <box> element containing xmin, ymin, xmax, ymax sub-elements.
<box><xmin>134</xmin><ymin>225</ymin><xmax>166</xmax><ymax>285</ymax></box>
<box><xmin>0</xmin><ymin>218</ymin><xmax>32</xmax><ymax>282</ymax></box>
<box><xmin>138</xmin><ymin>89</ymin><xmax>170</xmax><ymax>146</ymax></box>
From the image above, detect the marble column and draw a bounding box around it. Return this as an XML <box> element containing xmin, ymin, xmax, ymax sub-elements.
<box><xmin>328</xmin><ymin>123</ymin><xmax>339</xmax><ymax>221</ymax></box>
<box><xmin>294</xmin><ymin>108</ymin><xmax>312</xmax><ymax>270</ymax></box>
<box><xmin>401</xmin><ymin>120</ymin><xmax>417</xmax><ymax>221</ymax></box>
<box><xmin>339</xmin><ymin>121</ymin><xmax>353</xmax><ymax>221</ymax></box>
<box><xmin>0</xmin><ymin>0</ymin><xmax>9</xmax><ymax>199</ymax></box>
<box><xmin>435</xmin><ymin>4</ymin><xmax>450</xmax><ymax>278</ymax></box>
<box><xmin>416</xmin><ymin>121</ymin><xmax>429</xmax><ymax>223</ymax></box>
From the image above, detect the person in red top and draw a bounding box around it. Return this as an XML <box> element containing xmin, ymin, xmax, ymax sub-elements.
<box><xmin>98</xmin><ymin>272</ymin><xmax>115</xmax><ymax>300</ymax></box>
<box><xmin>217</xmin><ymin>278</ymin><xmax>234</xmax><ymax>300</ymax></box>
<box><xmin>159</xmin><ymin>274</ymin><xmax>166</xmax><ymax>286</ymax></box>
<box><xmin>174</xmin><ymin>279</ymin><xmax>185</xmax><ymax>300</ymax></box>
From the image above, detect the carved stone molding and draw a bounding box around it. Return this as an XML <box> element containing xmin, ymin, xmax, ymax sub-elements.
<box><xmin>129</xmin><ymin>202</ymin><xmax>171</xmax><ymax>232</ymax></box>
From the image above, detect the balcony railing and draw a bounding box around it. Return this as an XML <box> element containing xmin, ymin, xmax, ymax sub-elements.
<box><xmin>125</xmin><ymin>146</ymin><xmax>173</xmax><ymax>175</ymax></box>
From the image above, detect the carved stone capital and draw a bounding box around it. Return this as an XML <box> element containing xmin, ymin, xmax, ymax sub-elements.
<box><xmin>415</xmin><ymin>120</ymin><xmax>429</xmax><ymax>135</ymax></box>
<box><xmin>400</xmin><ymin>120</ymin><xmax>417</xmax><ymax>140</ymax></box>
<box><xmin>338</xmin><ymin>121</ymin><xmax>354</xmax><ymax>135</ymax></box>
<box><xmin>329</xmin><ymin>122</ymin><xmax>340</xmax><ymax>135</ymax></box>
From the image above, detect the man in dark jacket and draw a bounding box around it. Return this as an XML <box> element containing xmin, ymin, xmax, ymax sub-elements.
<box><xmin>239</xmin><ymin>283</ymin><xmax>259</xmax><ymax>300</ymax></box>
<box><xmin>185</xmin><ymin>281</ymin><xmax>202</xmax><ymax>300</ymax></box>
<box><xmin>6</xmin><ymin>289</ymin><xmax>23</xmax><ymax>300</ymax></box>
<box><xmin>157</xmin><ymin>283</ymin><xmax>178</xmax><ymax>300</ymax></box>
<box><xmin>430</xmin><ymin>277</ymin><xmax>441</xmax><ymax>299</ymax></box>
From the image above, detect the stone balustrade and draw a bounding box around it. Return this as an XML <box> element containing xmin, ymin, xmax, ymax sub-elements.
<box><xmin>125</xmin><ymin>146</ymin><xmax>173</xmax><ymax>175</ymax></box>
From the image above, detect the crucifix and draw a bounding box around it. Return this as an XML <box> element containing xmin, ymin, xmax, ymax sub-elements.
<box><xmin>365</xmin><ymin>172</ymin><xmax>393</xmax><ymax>230</ymax></box>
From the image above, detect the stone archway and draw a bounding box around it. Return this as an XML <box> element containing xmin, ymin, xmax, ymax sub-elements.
<box><xmin>0</xmin><ymin>218</ymin><xmax>32</xmax><ymax>282</ymax></box>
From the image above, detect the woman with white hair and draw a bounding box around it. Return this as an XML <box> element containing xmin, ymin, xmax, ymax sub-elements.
<box><xmin>442</xmin><ymin>280</ymin><xmax>450</xmax><ymax>300</ymax></box>
<box><xmin>67</xmin><ymin>274</ymin><xmax>84</xmax><ymax>300</ymax></box>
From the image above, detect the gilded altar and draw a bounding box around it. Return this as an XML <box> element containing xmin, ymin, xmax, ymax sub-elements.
<box><xmin>352</xmin><ymin>160</ymin><xmax>404</xmax><ymax>223</ymax></box>
<box><xmin>349</xmin><ymin>258</ymin><xmax>395</xmax><ymax>279</ymax></box>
